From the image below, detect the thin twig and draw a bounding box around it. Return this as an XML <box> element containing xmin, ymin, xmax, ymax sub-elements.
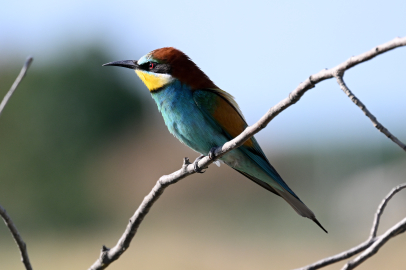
<box><xmin>296</xmin><ymin>183</ymin><xmax>406</xmax><ymax>270</ymax></box>
<box><xmin>88</xmin><ymin>37</ymin><xmax>406</xmax><ymax>270</ymax></box>
<box><xmin>335</xmin><ymin>75</ymin><xmax>406</xmax><ymax>151</ymax></box>
<box><xmin>0</xmin><ymin>56</ymin><xmax>33</xmax><ymax>118</ymax></box>
<box><xmin>369</xmin><ymin>183</ymin><xmax>406</xmax><ymax>240</ymax></box>
<box><xmin>0</xmin><ymin>205</ymin><xmax>33</xmax><ymax>270</ymax></box>
<box><xmin>0</xmin><ymin>57</ymin><xmax>34</xmax><ymax>270</ymax></box>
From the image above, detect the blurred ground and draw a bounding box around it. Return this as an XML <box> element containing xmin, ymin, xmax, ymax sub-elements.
<box><xmin>1</xmin><ymin>124</ymin><xmax>405</xmax><ymax>270</ymax></box>
<box><xmin>0</xmin><ymin>48</ymin><xmax>405</xmax><ymax>269</ymax></box>
<box><xmin>0</xmin><ymin>228</ymin><xmax>405</xmax><ymax>270</ymax></box>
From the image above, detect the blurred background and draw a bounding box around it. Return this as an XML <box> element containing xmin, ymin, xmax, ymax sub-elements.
<box><xmin>1</xmin><ymin>0</ymin><xmax>406</xmax><ymax>269</ymax></box>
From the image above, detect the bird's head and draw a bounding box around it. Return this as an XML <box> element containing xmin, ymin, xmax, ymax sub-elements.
<box><xmin>103</xmin><ymin>47</ymin><xmax>217</xmax><ymax>92</ymax></box>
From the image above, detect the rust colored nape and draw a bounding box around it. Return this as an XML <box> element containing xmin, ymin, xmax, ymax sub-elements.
<box><xmin>151</xmin><ymin>47</ymin><xmax>217</xmax><ymax>90</ymax></box>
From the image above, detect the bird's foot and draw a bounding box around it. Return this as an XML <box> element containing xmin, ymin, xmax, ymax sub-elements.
<box><xmin>192</xmin><ymin>155</ymin><xmax>206</xmax><ymax>173</ymax></box>
<box><xmin>192</xmin><ymin>147</ymin><xmax>218</xmax><ymax>173</ymax></box>
<box><xmin>208</xmin><ymin>147</ymin><xmax>217</xmax><ymax>160</ymax></box>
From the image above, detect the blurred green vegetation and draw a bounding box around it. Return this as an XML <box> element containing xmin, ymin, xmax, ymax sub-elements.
<box><xmin>0</xmin><ymin>47</ymin><xmax>145</xmax><ymax>231</ymax></box>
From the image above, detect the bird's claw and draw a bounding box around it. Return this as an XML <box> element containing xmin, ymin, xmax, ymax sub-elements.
<box><xmin>193</xmin><ymin>155</ymin><xmax>206</xmax><ymax>173</ymax></box>
<box><xmin>192</xmin><ymin>147</ymin><xmax>218</xmax><ymax>173</ymax></box>
<box><xmin>208</xmin><ymin>147</ymin><xmax>217</xmax><ymax>160</ymax></box>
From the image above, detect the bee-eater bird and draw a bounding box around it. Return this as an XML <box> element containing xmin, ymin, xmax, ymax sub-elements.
<box><xmin>103</xmin><ymin>47</ymin><xmax>327</xmax><ymax>233</ymax></box>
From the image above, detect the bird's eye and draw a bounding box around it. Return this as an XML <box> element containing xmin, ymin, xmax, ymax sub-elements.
<box><xmin>149</xmin><ymin>62</ymin><xmax>155</xmax><ymax>70</ymax></box>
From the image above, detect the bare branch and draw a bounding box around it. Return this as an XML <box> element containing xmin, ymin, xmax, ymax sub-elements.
<box><xmin>296</xmin><ymin>183</ymin><xmax>406</xmax><ymax>270</ymax></box>
<box><xmin>369</xmin><ymin>183</ymin><xmax>406</xmax><ymax>240</ymax></box>
<box><xmin>342</xmin><ymin>217</ymin><xmax>406</xmax><ymax>270</ymax></box>
<box><xmin>0</xmin><ymin>205</ymin><xmax>33</xmax><ymax>270</ymax></box>
<box><xmin>88</xmin><ymin>158</ymin><xmax>192</xmax><ymax>270</ymax></box>
<box><xmin>0</xmin><ymin>56</ymin><xmax>34</xmax><ymax>270</ymax></box>
<box><xmin>88</xmin><ymin>37</ymin><xmax>406</xmax><ymax>270</ymax></box>
<box><xmin>0</xmin><ymin>56</ymin><xmax>33</xmax><ymax>118</ymax></box>
<box><xmin>335</xmin><ymin>75</ymin><xmax>406</xmax><ymax>151</ymax></box>
<box><xmin>341</xmin><ymin>184</ymin><xmax>406</xmax><ymax>270</ymax></box>
<box><xmin>295</xmin><ymin>239</ymin><xmax>377</xmax><ymax>270</ymax></box>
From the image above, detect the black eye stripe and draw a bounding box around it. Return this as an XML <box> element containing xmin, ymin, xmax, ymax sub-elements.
<box><xmin>139</xmin><ymin>63</ymin><xmax>150</xmax><ymax>70</ymax></box>
<box><xmin>140</xmin><ymin>61</ymin><xmax>171</xmax><ymax>74</ymax></box>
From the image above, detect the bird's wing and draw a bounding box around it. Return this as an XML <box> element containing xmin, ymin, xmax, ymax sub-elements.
<box><xmin>192</xmin><ymin>89</ymin><xmax>330</xmax><ymax>233</ymax></box>
<box><xmin>192</xmin><ymin>88</ymin><xmax>299</xmax><ymax>200</ymax></box>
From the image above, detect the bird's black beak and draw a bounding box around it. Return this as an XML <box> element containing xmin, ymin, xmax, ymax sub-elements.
<box><xmin>102</xmin><ymin>60</ymin><xmax>139</xmax><ymax>70</ymax></box>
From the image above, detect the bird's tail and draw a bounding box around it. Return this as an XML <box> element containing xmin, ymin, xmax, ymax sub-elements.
<box><xmin>235</xmin><ymin>169</ymin><xmax>327</xmax><ymax>233</ymax></box>
<box><xmin>278</xmin><ymin>190</ymin><xmax>328</xmax><ymax>233</ymax></box>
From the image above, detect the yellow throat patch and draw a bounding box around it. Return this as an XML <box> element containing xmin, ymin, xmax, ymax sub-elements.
<box><xmin>135</xmin><ymin>70</ymin><xmax>173</xmax><ymax>91</ymax></box>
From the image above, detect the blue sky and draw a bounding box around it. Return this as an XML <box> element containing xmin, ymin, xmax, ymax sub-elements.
<box><xmin>1</xmin><ymin>0</ymin><xmax>405</xmax><ymax>150</ymax></box>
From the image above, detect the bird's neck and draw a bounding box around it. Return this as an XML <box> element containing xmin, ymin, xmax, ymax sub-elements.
<box><xmin>150</xmin><ymin>80</ymin><xmax>194</xmax><ymax>113</ymax></box>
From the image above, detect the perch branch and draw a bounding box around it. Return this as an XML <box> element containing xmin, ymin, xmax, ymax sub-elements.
<box><xmin>88</xmin><ymin>37</ymin><xmax>406</xmax><ymax>270</ymax></box>
<box><xmin>0</xmin><ymin>56</ymin><xmax>34</xmax><ymax>270</ymax></box>
<box><xmin>296</xmin><ymin>183</ymin><xmax>406</xmax><ymax>270</ymax></box>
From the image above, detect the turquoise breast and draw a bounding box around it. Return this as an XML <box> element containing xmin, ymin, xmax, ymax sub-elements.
<box><xmin>151</xmin><ymin>80</ymin><xmax>224</xmax><ymax>155</ymax></box>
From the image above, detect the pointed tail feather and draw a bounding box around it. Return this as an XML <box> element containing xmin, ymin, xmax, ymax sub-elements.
<box><xmin>234</xmin><ymin>169</ymin><xmax>327</xmax><ymax>233</ymax></box>
<box><xmin>278</xmin><ymin>190</ymin><xmax>328</xmax><ymax>233</ymax></box>
<box><xmin>312</xmin><ymin>217</ymin><xmax>328</xmax><ymax>233</ymax></box>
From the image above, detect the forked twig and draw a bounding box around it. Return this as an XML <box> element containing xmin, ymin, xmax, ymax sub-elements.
<box><xmin>297</xmin><ymin>184</ymin><xmax>406</xmax><ymax>270</ymax></box>
<box><xmin>342</xmin><ymin>185</ymin><xmax>406</xmax><ymax>270</ymax></box>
